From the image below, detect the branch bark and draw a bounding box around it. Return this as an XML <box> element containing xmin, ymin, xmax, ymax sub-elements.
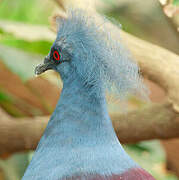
<box><xmin>113</xmin><ymin>102</ymin><xmax>179</xmax><ymax>143</ymax></box>
<box><xmin>1</xmin><ymin>101</ymin><xmax>179</xmax><ymax>155</ymax></box>
<box><xmin>0</xmin><ymin>108</ymin><xmax>48</xmax><ymax>155</ymax></box>
<box><xmin>120</xmin><ymin>31</ymin><xmax>179</xmax><ymax>112</ymax></box>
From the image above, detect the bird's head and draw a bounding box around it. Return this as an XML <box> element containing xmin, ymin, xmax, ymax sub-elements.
<box><xmin>35</xmin><ymin>35</ymin><xmax>73</xmax><ymax>79</ymax></box>
<box><xmin>35</xmin><ymin>9</ymin><xmax>148</xmax><ymax>100</ymax></box>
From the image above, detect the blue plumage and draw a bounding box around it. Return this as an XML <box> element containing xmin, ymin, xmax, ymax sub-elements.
<box><xmin>54</xmin><ymin>9</ymin><xmax>147</xmax><ymax>100</ymax></box>
<box><xmin>22</xmin><ymin>9</ymin><xmax>153</xmax><ymax>180</ymax></box>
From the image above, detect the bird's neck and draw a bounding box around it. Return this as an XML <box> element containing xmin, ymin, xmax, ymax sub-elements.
<box><xmin>38</xmin><ymin>76</ymin><xmax>137</xmax><ymax>176</ymax></box>
<box><xmin>22</xmin><ymin>75</ymin><xmax>137</xmax><ymax>179</ymax></box>
<box><xmin>52</xmin><ymin>75</ymin><xmax>118</xmax><ymax>144</ymax></box>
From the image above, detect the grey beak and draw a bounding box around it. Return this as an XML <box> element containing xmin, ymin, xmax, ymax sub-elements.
<box><xmin>35</xmin><ymin>57</ymin><xmax>53</xmax><ymax>75</ymax></box>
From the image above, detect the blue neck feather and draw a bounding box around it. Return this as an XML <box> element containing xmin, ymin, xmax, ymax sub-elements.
<box><xmin>22</xmin><ymin>63</ymin><xmax>138</xmax><ymax>180</ymax></box>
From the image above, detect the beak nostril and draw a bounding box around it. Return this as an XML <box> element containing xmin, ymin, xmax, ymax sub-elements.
<box><xmin>34</xmin><ymin>64</ymin><xmax>42</xmax><ymax>75</ymax></box>
<box><xmin>44</xmin><ymin>56</ymin><xmax>50</xmax><ymax>64</ymax></box>
<box><xmin>34</xmin><ymin>64</ymin><xmax>46</xmax><ymax>75</ymax></box>
<box><xmin>34</xmin><ymin>61</ymin><xmax>53</xmax><ymax>75</ymax></box>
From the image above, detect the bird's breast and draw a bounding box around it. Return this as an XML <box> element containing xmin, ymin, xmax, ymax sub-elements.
<box><xmin>61</xmin><ymin>168</ymin><xmax>155</xmax><ymax>180</ymax></box>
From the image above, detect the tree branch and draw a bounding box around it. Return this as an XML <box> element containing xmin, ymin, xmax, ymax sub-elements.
<box><xmin>113</xmin><ymin>101</ymin><xmax>179</xmax><ymax>143</ymax></box>
<box><xmin>120</xmin><ymin>31</ymin><xmax>179</xmax><ymax>112</ymax></box>
<box><xmin>0</xmin><ymin>108</ymin><xmax>48</xmax><ymax>155</ymax></box>
<box><xmin>1</xmin><ymin>101</ymin><xmax>179</xmax><ymax>155</ymax></box>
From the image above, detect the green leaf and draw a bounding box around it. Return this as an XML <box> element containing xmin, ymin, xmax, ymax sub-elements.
<box><xmin>0</xmin><ymin>0</ymin><xmax>54</xmax><ymax>25</ymax></box>
<box><xmin>173</xmin><ymin>0</ymin><xmax>179</xmax><ymax>6</ymax></box>
<box><xmin>0</xmin><ymin>91</ymin><xmax>13</xmax><ymax>102</ymax></box>
<box><xmin>0</xmin><ymin>31</ymin><xmax>52</xmax><ymax>55</ymax></box>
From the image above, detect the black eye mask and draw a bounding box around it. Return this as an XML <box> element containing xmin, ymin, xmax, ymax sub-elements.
<box><xmin>50</xmin><ymin>47</ymin><xmax>62</xmax><ymax>64</ymax></box>
<box><xmin>50</xmin><ymin>47</ymin><xmax>70</xmax><ymax>65</ymax></box>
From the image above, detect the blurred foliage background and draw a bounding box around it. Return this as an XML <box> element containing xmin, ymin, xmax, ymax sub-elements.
<box><xmin>0</xmin><ymin>0</ymin><xmax>179</xmax><ymax>180</ymax></box>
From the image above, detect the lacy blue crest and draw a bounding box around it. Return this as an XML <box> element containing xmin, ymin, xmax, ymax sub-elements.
<box><xmin>55</xmin><ymin>9</ymin><xmax>148</xmax><ymax>101</ymax></box>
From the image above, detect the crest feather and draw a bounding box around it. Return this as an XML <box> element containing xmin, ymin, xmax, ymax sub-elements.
<box><xmin>55</xmin><ymin>9</ymin><xmax>149</xmax><ymax>100</ymax></box>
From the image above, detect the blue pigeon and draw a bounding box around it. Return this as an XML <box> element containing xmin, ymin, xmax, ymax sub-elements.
<box><xmin>22</xmin><ymin>9</ymin><xmax>155</xmax><ymax>180</ymax></box>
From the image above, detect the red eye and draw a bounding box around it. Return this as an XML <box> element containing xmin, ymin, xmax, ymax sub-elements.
<box><xmin>53</xmin><ymin>50</ymin><xmax>60</xmax><ymax>61</ymax></box>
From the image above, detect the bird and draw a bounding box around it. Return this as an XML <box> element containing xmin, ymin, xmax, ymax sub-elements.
<box><xmin>22</xmin><ymin>9</ymin><xmax>155</xmax><ymax>180</ymax></box>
